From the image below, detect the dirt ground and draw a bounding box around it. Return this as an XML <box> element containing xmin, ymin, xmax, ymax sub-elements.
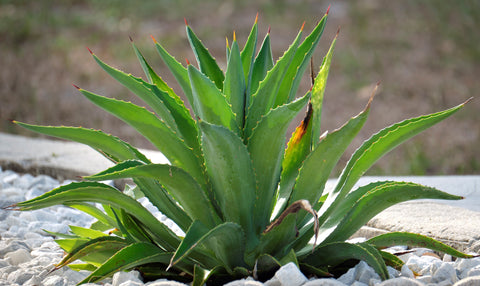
<box><xmin>1</xmin><ymin>0</ymin><xmax>478</xmax><ymax>175</ymax></box>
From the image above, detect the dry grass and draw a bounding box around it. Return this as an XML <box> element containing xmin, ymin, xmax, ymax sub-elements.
<box><xmin>1</xmin><ymin>0</ymin><xmax>478</xmax><ymax>175</ymax></box>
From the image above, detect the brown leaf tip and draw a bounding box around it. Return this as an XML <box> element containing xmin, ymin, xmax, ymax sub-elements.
<box><xmin>326</xmin><ymin>5</ymin><xmax>331</xmax><ymax>15</ymax></box>
<box><xmin>72</xmin><ymin>84</ymin><xmax>81</xmax><ymax>90</ymax></box>
<box><xmin>129</xmin><ymin>35</ymin><xmax>134</xmax><ymax>42</ymax></box>
<box><xmin>255</xmin><ymin>12</ymin><xmax>259</xmax><ymax>24</ymax></box>
<box><xmin>301</xmin><ymin>21</ymin><xmax>306</xmax><ymax>31</ymax></box>
<box><xmin>86</xmin><ymin>47</ymin><xmax>93</xmax><ymax>55</ymax></box>
<box><xmin>268</xmin><ymin>26</ymin><xmax>271</xmax><ymax>34</ymax></box>
<box><xmin>185</xmin><ymin>58</ymin><xmax>191</xmax><ymax>65</ymax></box>
<box><xmin>184</xmin><ymin>17</ymin><xmax>188</xmax><ymax>26</ymax></box>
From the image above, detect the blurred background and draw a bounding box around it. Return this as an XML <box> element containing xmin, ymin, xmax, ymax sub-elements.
<box><xmin>1</xmin><ymin>0</ymin><xmax>479</xmax><ymax>176</ymax></box>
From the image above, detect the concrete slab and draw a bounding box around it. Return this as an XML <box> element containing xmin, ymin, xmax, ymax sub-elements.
<box><xmin>0</xmin><ymin>133</ymin><xmax>168</xmax><ymax>180</ymax></box>
<box><xmin>1</xmin><ymin>132</ymin><xmax>479</xmax><ymax>252</ymax></box>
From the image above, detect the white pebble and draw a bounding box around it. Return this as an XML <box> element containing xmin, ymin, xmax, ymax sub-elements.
<box><xmin>274</xmin><ymin>263</ymin><xmax>307</xmax><ymax>286</ymax></box>
<box><xmin>5</xmin><ymin>248</ymin><xmax>32</xmax><ymax>266</ymax></box>
<box><xmin>400</xmin><ymin>264</ymin><xmax>414</xmax><ymax>278</ymax></box>
<box><xmin>354</xmin><ymin>261</ymin><xmax>380</xmax><ymax>284</ymax></box>
<box><xmin>145</xmin><ymin>279</ymin><xmax>189</xmax><ymax>286</ymax></box>
<box><xmin>303</xmin><ymin>279</ymin><xmax>347</xmax><ymax>286</ymax></box>
<box><xmin>112</xmin><ymin>271</ymin><xmax>143</xmax><ymax>286</ymax></box>
<box><xmin>431</xmin><ymin>262</ymin><xmax>458</xmax><ymax>284</ymax></box>
<box><xmin>453</xmin><ymin>275</ymin><xmax>480</xmax><ymax>286</ymax></box>
<box><xmin>42</xmin><ymin>275</ymin><xmax>67</xmax><ymax>286</ymax></box>
<box><xmin>377</xmin><ymin>277</ymin><xmax>424</xmax><ymax>286</ymax></box>
<box><xmin>338</xmin><ymin>267</ymin><xmax>356</xmax><ymax>285</ymax></box>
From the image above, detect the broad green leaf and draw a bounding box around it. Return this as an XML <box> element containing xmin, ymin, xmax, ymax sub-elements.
<box><xmin>311</xmin><ymin>33</ymin><xmax>337</xmax><ymax>146</ymax></box>
<box><xmin>200</xmin><ymin>122</ymin><xmax>256</xmax><ymax>245</ymax></box>
<box><xmin>153</xmin><ymin>39</ymin><xmax>194</xmax><ymax>108</ymax></box>
<box><xmin>244</xmin><ymin>26</ymin><xmax>303</xmax><ymax>138</ymax></box>
<box><xmin>323</xmin><ymin>100</ymin><xmax>470</xmax><ymax>226</ymax></box>
<box><xmin>248</xmin><ymin>93</ymin><xmax>310</xmax><ymax>231</ymax></box>
<box><xmin>69</xmin><ymin>226</ymin><xmax>108</xmax><ymax>239</ymax></box>
<box><xmin>323</xmin><ymin>182</ymin><xmax>463</xmax><ymax>244</ymax></box>
<box><xmin>249</xmin><ymin>32</ymin><xmax>273</xmax><ymax>97</ymax></box>
<box><xmin>379</xmin><ymin>250</ymin><xmax>405</xmax><ymax>270</ymax></box>
<box><xmin>186</xmin><ymin>24</ymin><xmax>225</xmax><ymax>90</ymax></box>
<box><xmin>240</xmin><ymin>14</ymin><xmax>258</xmax><ymax>97</ymax></box>
<box><xmin>223</xmin><ymin>40</ymin><xmax>246</xmax><ymax>130</ymax></box>
<box><xmin>55</xmin><ymin>236</ymin><xmax>127</xmax><ymax>269</ymax></box>
<box><xmin>254</xmin><ymin>214</ymin><xmax>297</xmax><ymax>261</ymax></box>
<box><xmin>276</xmin><ymin>13</ymin><xmax>328</xmax><ymax>106</ymax></box>
<box><xmin>12</xmin><ymin>182</ymin><xmax>180</xmax><ymax>251</ymax></box>
<box><xmin>68</xmin><ymin>264</ymin><xmax>97</xmax><ymax>272</ymax></box>
<box><xmin>301</xmin><ymin>242</ymin><xmax>389</xmax><ymax>280</ymax></box>
<box><xmin>86</xmin><ymin>164</ymin><xmax>221</xmax><ymax>228</ymax></box>
<box><xmin>172</xmin><ymin>222</ymin><xmax>246</xmax><ymax>273</ymax></box>
<box><xmin>79</xmin><ymin>242</ymin><xmax>172</xmax><ymax>284</ymax></box>
<box><xmin>13</xmin><ymin>122</ymin><xmax>149</xmax><ymax>164</ymax></box>
<box><xmin>77</xmin><ymin>88</ymin><xmax>204</xmax><ymax>184</ymax></box>
<box><xmin>169</xmin><ymin>220</ymin><xmax>211</xmax><ymax>269</ymax></box>
<box><xmin>90</xmin><ymin>53</ymin><xmax>180</xmax><ymax>135</ymax></box>
<box><xmin>188</xmin><ymin>65</ymin><xmax>238</xmax><ymax>133</ymax></box>
<box><xmin>192</xmin><ymin>264</ymin><xmax>207</xmax><ymax>286</ymax></box>
<box><xmin>368</xmin><ymin>232</ymin><xmax>475</xmax><ymax>259</ymax></box>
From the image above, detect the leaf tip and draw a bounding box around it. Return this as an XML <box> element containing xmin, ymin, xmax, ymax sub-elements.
<box><xmin>268</xmin><ymin>25</ymin><xmax>271</xmax><ymax>34</ymax></box>
<box><xmin>150</xmin><ymin>35</ymin><xmax>158</xmax><ymax>44</ymax></box>
<box><xmin>301</xmin><ymin>21</ymin><xmax>306</xmax><ymax>31</ymax></box>
<box><xmin>184</xmin><ymin>17</ymin><xmax>188</xmax><ymax>26</ymax></box>
<box><xmin>72</xmin><ymin>84</ymin><xmax>81</xmax><ymax>90</ymax></box>
<box><xmin>233</xmin><ymin>30</ymin><xmax>237</xmax><ymax>42</ymax></box>
<box><xmin>365</xmin><ymin>81</ymin><xmax>380</xmax><ymax>110</ymax></box>
<box><xmin>86</xmin><ymin>47</ymin><xmax>93</xmax><ymax>55</ymax></box>
<box><xmin>326</xmin><ymin>5</ymin><xmax>331</xmax><ymax>15</ymax></box>
<box><xmin>255</xmin><ymin>12</ymin><xmax>259</xmax><ymax>24</ymax></box>
<box><xmin>463</xmin><ymin>97</ymin><xmax>474</xmax><ymax>105</ymax></box>
<box><xmin>185</xmin><ymin>58</ymin><xmax>191</xmax><ymax>66</ymax></box>
<box><xmin>129</xmin><ymin>35</ymin><xmax>134</xmax><ymax>42</ymax></box>
<box><xmin>336</xmin><ymin>26</ymin><xmax>341</xmax><ymax>37</ymax></box>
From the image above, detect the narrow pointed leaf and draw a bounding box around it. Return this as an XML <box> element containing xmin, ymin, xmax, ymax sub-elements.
<box><xmin>153</xmin><ymin>39</ymin><xmax>194</xmax><ymax>107</ymax></box>
<box><xmin>69</xmin><ymin>226</ymin><xmax>108</xmax><ymax>239</ymax></box>
<box><xmin>169</xmin><ymin>220</ymin><xmax>211</xmax><ymax>268</ymax></box>
<box><xmin>240</xmin><ymin>15</ymin><xmax>258</xmax><ymax>97</ymax></box>
<box><xmin>12</xmin><ymin>182</ymin><xmax>180</xmax><ymax>251</ymax></box>
<box><xmin>288</xmin><ymin>98</ymin><xmax>372</xmax><ymax>218</ymax></box>
<box><xmin>86</xmin><ymin>164</ymin><xmax>220</xmax><ymax>228</ymax></box>
<box><xmin>311</xmin><ymin>34</ymin><xmax>337</xmax><ymax>145</ymax></box>
<box><xmin>79</xmin><ymin>242</ymin><xmax>172</xmax><ymax>284</ymax></box>
<box><xmin>301</xmin><ymin>242</ymin><xmax>389</xmax><ymax>280</ymax></box>
<box><xmin>77</xmin><ymin>88</ymin><xmax>204</xmax><ymax>184</ymax></box>
<box><xmin>323</xmin><ymin>182</ymin><xmax>464</xmax><ymax>243</ymax></box>
<box><xmin>248</xmin><ymin>93</ymin><xmax>310</xmax><ymax>231</ymax></box>
<box><xmin>13</xmin><ymin>122</ymin><xmax>149</xmax><ymax>163</ymax></box>
<box><xmin>188</xmin><ymin>65</ymin><xmax>238</xmax><ymax>133</ymax></box>
<box><xmin>223</xmin><ymin>40</ymin><xmax>246</xmax><ymax>130</ymax></box>
<box><xmin>244</xmin><ymin>27</ymin><xmax>303</xmax><ymax>138</ymax></box>
<box><xmin>186</xmin><ymin>24</ymin><xmax>225</xmax><ymax>90</ymax></box>
<box><xmin>277</xmin><ymin>13</ymin><xmax>328</xmax><ymax>106</ymax></box>
<box><xmin>324</xmin><ymin>100</ymin><xmax>470</xmax><ymax>225</ymax></box>
<box><xmin>55</xmin><ymin>236</ymin><xmax>127</xmax><ymax>269</ymax></box>
<box><xmin>368</xmin><ymin>232</ymin><xmax>475</xmax><ymax>258</ymax></box>
<box><xmin>275</xmin><ymin>103</ymin><xmax>313</xmax><ymax>218</ymax></box>
<box><xmin>200</xmin><ymin>122</ymin><xmax>256</xmax><ymax>243</ymax></box>
<box><xmin>249</xmin><ymin>33</ymin><xmax>273</xmax><ymax>96</ymax></box>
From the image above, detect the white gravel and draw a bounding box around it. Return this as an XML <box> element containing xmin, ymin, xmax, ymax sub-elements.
<box><xmin>1</xmin><ymin>168</ymin><xmax>479</xmax><ymax>286</ymax></box>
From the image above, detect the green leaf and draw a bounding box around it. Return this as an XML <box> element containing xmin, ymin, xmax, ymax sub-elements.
<box><xmin>276</xmin><ymin>13</ymin><xmax>328</xmax><ymax>106</ymax></box>
<box><xmin>275</xmin><ymin>103</ymin><xmax>313</xmax><ymax>219</ymax></box>
<box><xmin>288</xmin><ymin>98</ymin><xmax>372</xmax><ymax>221</ymax></box>
<box><xmin>244</xmin><ymin>26</ymin><xmax>303</xmax><ymax>138</ymax></box>
<box><xmin>323</xmin><ymin>182</ymin><xmax>463</xmax><ymax>244</ymax></box>
<box><xmin>79</xmin><ymin>242</ymin><xmax>172</xmax><ymax>284</ymax></box>
<box><xmin>12</xmin><ymin>182</ymin><xmax>180</xmax><ymax>251</ymax></box>
<box><xmin>69</xmin><ymin>226</ymin><xmax>108</xmax><ymax>239</ymax></box>
<box><xmin>200</xmin><ymin>122</ymin><xmax>256</xmax><ymax>245</ymax></box>
<box><xmin>56</xmin><ymin>238</ymin><xmax>89</xmax><ymax>253</ymax></box>
<box><xmin>223</xmin><ymin>40</ymin><xmax>247</xmax><ymax>130</ymax></box>
<box><xmin>311</xmin><ymin>33</ymin><xmax>337</xmax><ymax>146</ymax></box>
<box><xmin>68</xmin><ymin>263</ymin><xmax>97</xmax><ymax>272</ymax></box>
<box><xmin>249</xmin><ymin>33</ymin><xmax>273</xmax><ymax>97</ymax></box>
<box><xmin>329</xmin><ymin>100</ymin><xmax>469</xmax><ymax>215</ymax></box>
<box><xmin>77</xmin><ymin>88</ymin><xmax>204</xmax><ymax>184</ymax></box>
<box><xmin>90</xmin><ymin>53</ymin><xmax>180</xmax><ymax>135</ymax></box>
<box><xmin>153</xmin><ymin>39</ymin><xmax>194</xmax><ymax>108</ymax></box>
<box><xmin>240</xmin><ymin>15</ymin><xmax>258</xmax><ymax>98</ymax></box>
<box><xmin>188</xmin><ymin>65</ymin><xmax>238</xmax><ymax>133</ymax></box>
<box><xmin>254</xmin><ymin>214</ymin><xmax>298</xmax><ymax>261</ymax></box>
<box><xmin>368</xmin><ymin>232</ymin><xmax>475</xmax><ymax>259</ymax></box>
<box><xmin>55</xmin><ymin>236</ymin><xmax>127</xmax><ymax>269</ymax></box>
<box><xmin>186</xmin><ymin>24</ymin><xmax>225</xmax><ymax>90</ymax></box>
<box><xmin>379</xmin><ymin>250</ymin><xmax>405</xmax><ymax>270</ymax></box>
<box><xmin>301</xmin><ymin>242</ymin><xmax>389</xmax><ymax>280</ymax></box>
<box><xmin>86</xmin><ymin>164</ymin><xmax>220</xmax><ymax>228</ymax></box>
<box><xmin>13</xmin><ymin>122</ymin><xmax>149</xmax><ymax>163</ymax></box>
<box><xmin>172</xmin><ymin>222</ymin><xmax>246</xmax><ymax>273</ymax></box>
<box><xmin>192</xmin><ymin>264</ymin><xmax>207</xmax><ymax>286</ymax></box>
<box><xmin>248</xmin><ymin>93</ymin><xmax>310</xmax><ymax>231</ymax></box>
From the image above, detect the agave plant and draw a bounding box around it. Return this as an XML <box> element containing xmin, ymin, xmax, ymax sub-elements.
<box><xmin>8</xmin><ymin>10</ymin><xmax>474</xmax><ymax>285</ymax></box>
